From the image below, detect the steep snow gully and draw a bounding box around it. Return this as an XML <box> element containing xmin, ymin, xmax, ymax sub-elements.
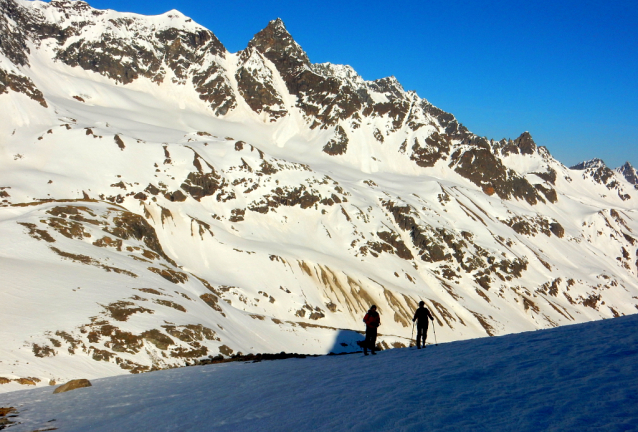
<box><xmin>3</xmin><ymin>315</ymin><xmax>638</xmax><ymax>431</ymax></box>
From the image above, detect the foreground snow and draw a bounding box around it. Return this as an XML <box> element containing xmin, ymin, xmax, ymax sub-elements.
<box><xmin>3</xmin><ymin>315</ymin><xmax>637</xmax><ymax>431</ymax></box>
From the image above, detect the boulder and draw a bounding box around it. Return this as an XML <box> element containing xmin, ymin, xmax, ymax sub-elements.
<box><xmin>53</xmin><ymin>379</ymin><xmax>92</xmax><ymax>394</ymax></box>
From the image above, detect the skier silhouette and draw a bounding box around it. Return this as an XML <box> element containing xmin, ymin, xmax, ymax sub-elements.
<box><xmin>412</xmin><ymin>301</ymin><xmax>434</xmax><ymax>349</ymax></box>
<box><xmin>362</xmin><ymin>305</ymin><xmax>380</xmax><ymax>355</ymax></box>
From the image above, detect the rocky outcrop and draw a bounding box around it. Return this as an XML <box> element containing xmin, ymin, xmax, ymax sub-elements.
<box><xmin>0</xmin><ymin>69</ymin><xmax>47</xmax><ymax>106</ymax></box>
<box><xmin>617</xmin><ymin>162</ymin><xmax>638</xmax><ymax>186</ymax></box>
<box><xmin>0</xmin><ymin>0</ymin><xmax>31</xmax><ymax>67</ymax></box>
<box><xmin>235</xmin><ymin>47</ymin><xmax>287</xmax><ymax>120</ymax></box>
<box><xmin>53</xmin><ymin>378</ymin><xmax>92</xmax><ymax>394</ymax></box>
<box><xmin>499</xmin><ymin>131</ymin><xmax>537</xmax><ymax>156</ymax></box>
<box><xmin>450</xmin><ymin>136</ymin><xmax>543</xmax><ymax>204</ymax></box>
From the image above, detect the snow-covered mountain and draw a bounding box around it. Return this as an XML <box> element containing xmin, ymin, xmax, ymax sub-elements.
<box><xmin>1</xmin><ymin>0</ymin><xmax>637</xmax><ymax>393</ymax></box>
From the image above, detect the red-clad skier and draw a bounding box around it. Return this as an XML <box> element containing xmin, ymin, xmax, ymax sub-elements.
<box><xmin>363</xmin><ymin>305</ymin><xmax>381</xmax><ymax>355</ymax></box>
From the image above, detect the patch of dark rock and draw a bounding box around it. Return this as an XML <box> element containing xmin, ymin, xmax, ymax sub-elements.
<box><xmin>141</xmin><ymin>329</ymin><xmax>175</xmax><ymax>350</ymax></box>
<box><xmin>523</xmin><ymin>297</ymin><xmax>540</xmax><ymax>313</ymax></box>
<box><xmin>145</xmin><ymin>184</ymin><xmax>160</xmax><ymax>195</ymax></box>
<box><xmin>532</xmin><ymin>168</ymin><xmax>557</xmax><ymax>185</ymax></box>
<box><xmin>153</xmin><ymin>299</ymin><xmax>186</xmax><ymax>312</ymax></box>
<box><xmin>55</xmin><ymin>330</ymin><xmax>82</xmax><ymax>354</ymax></box>
<box><xmin>550</xmin><ymin>222</ymin><xmax>565</xmax><ymax>238</ymax></box>
<box><xmin>0</xmin><ymin>69</ymin><xmax>47</xmax><ymax>107</ymax></box>
<box><xmin>90</xmin><ymin>346</ymin><xmax>114</xmax><ymax>362</ymax></box>
<box><xmin>323</xmin><ymin>125</ymin><xmax>348</xmax><ymax>155</ymax></box>
<box><xmin>171</xmin><ymin>345</ymin><xmax>208</xmax><ymax>359</ymax></box>
<box><xmin>103</xmin><ymin>211</ymin><xmax>176</xmax><ymax>266</ymax></box>
<box><xmin>115</xmin><ymin>357</ymin><xmax>151</xmax><ymax>374</ymax></box>
<box><xmin>534</xmin><ymin>184</ymin><xmax>558</xmax><ymax>203</ymax></box>
<box><xmin>110</xmin><ymin>181</ymin><xmax>126</xmax><ymax>189</ymax></box>
<box><xmin>18</xmin><ymin>222</ymin><xmax>55</xmax><ymax>242</ymax></box>
<box><xmin>192</xmin><ymin>62</ymin><xmax>237</xmax><ymax>116</ymax></box>
<box><xmin>162</xmin><ymin>324</ymin><xmax>219</xmax><ymax>343</ymax></box>
<box><xmin>229</xmin><ymin>208</ymin><xmax>245</xmax><ymax>222</ymax></box>
<box><xmin>164</xmin><ymin>190</ymin><xmax>187</xmax><ymax>202</ymax></box>
<box><xmin>450</xmin><ymin>137</ymin><xmax>541</xmax><ymax>205</ymax></box>
<box><xmin>102</xmin><ymin>300</ymin><xmax>153</xmax><ymax>321</ymax></box>
<box><xmin>410</xmin><ymin>133</ymin><xmax>451</xmax><ymax>167</ymax></box>
<box><xmin>92</xmin><ymin>236</ymin><xmax>122</xmax><ymax>250</ymax></box>
<box><xmin>50</xmin><ymin>246</ymin><xmax>137</xmax><ymax>277</ymax></box>
<box><xmin>33</xmin><ymin>343</ymin><xmax>56</xmax><ymax>358</ymax></box>
<box><xmin>148</xmin><ymin>267</ymin><xmax>188</xmax><ymax>284</ymax></box>
<box><xmin>181</xmin><ymin>171</ymin><xmax>223</xmax><ymax>201</ymax></box>
<box><xmin>200</xmin><ymin>293</ymin><xmax>223</xmax><ymax>312</ymax></box>
<box><xmin>114</xmin><ymin>134</ymin><xmax>125</xmax><ymax>150</ymax></box>
<box><xmin>235</xmin><ymin>51</ymin><xmax>287</xmax><ymax>121</ymax></box>
<box><xmin>377</xmin><ymin>231</ymin><xmax>414</xmax><ymax>260</ymax></box>
<box><xmin>136</xmin><ymin>288</ymin><xmax>164</xmax><ymax>296</ymax></box>
<box><xmin>583</xmin><ymin>293</ymin><xmax>602</xmax><ymax>309</ymax></box>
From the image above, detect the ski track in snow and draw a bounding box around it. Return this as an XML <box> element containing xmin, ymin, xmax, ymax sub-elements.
<box><xmin>2</xmin><ymin>315</ymin><xmax>638</xmax><ymax>432</ymax></box>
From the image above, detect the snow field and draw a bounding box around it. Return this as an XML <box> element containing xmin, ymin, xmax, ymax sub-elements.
<box><xmin>3</xmin><ymin>314</ymin><xmax>638</xmax><ymax>431</ymax></box>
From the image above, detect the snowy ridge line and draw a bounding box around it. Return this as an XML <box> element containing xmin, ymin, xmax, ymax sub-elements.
<box><xmin>0</xmin><ymin>0</ymin><xmax>637</xmax><ymax>393</ymax></box>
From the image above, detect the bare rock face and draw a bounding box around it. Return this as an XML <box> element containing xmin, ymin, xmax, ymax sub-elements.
<box><xmin>499</xmin><ymin>131</ymin><xmax>537</xmax><ymax>156</ymax></box>
<box><xmin>53</xmin><ymin>378</ymin><xmax>92</xmax><ymax>394</ymax></box>
<box><xmin>0</xmin><ymin>0</ymin><xmax>47</xmax><ymax>106</ymax></box>
<box><xmin>0</xmin><ymin>68</ymin><xmax>47</xmax><ymax>106</ymax></box>
<box><xmin>323</xmin><ymin>125</ymin><xmax>349</xmax><ymax>155</ymax></box>
<box><xmin>248</xmin><ymin>18</ymin><xmax>311</xmax><ymax>86</ymax></box>
<box><xmin>450</xmin><ymin>136</ymin><xmax>543</xmax><ymax>205</ymax></box>
<box><xmin>617</xmin><ymin>162</ymin><xmax>638</xmax><ymax>186</ymax></box>
<box><xmin>235</xmin><ymin>47</ymin><xmax>287</xmax><ymax>121</ymax></box>
<box><xmin>0</xmin><ymin>0</ymin><xmax>30</xmax><ymax>67</ymax></box>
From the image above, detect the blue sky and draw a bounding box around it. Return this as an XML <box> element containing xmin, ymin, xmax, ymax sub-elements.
<box><xmin>81</xmin><ymin>0</ymin><xmax>637</xmax><ymax>169</ymax></box>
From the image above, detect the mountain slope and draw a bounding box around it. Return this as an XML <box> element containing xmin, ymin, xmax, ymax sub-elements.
<box><xmin>1</xmin><ymin>0</ymin><xmax>637</xmax><ymax>392</ymax></box>
<box><xmin>2</xmin><ymin>314</ymin><xmax>638</xmax><ymax>431</ymax></box>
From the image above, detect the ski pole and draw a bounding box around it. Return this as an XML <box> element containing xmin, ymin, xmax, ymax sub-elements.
<box><xmin>411</xmin><ymin>322</ymin><xmax>415</xmax><ymax>347</ymax></box>
<box><xmin>432</xmin><ymin>319</ymin><xmax>438</xmax><ymax>346</ymax></box>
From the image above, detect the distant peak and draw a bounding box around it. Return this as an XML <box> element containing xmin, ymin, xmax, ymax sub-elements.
<box><xmin>163</xmin><ymin>9</ymin><xmax>184</xmax><ymax>16</ymax></box>
<box><xmin>570</xmin><ymin>158</ymin><xmax>607</xmax><ymax>170</ymax></box>
<box><xmin>247</xmin><ymin>17</ymin><xmax>310</xmax><ymax>71</ymax></box>
<box><xmin>620</xmin><ymin>161</ymin><xmax>634</xmax><ymax>169</ymax></box>
<box><xmin>616</xmin><ymin>162</ymin><xmax>638</xmax><ymax>185</ymax></box>
<box><xmin>269</xmin><ymin>18</ymin><xmax>286</xmax><ymax>29</ymax></box>
<box><xmin>256</xmin><ymin>17</ymin><xmax>293</xmax><ymax>41</ymax></box>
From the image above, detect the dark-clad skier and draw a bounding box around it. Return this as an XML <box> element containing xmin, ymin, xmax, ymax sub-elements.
<box><xmin>362</xmin><ymin>305</ymin><xmax>380</xmax><ymax>356</ymax></box>
<box><xmin>412</xmin><ymin>301</ymin><xmax>434</xmax><ymax>349</ymax></box>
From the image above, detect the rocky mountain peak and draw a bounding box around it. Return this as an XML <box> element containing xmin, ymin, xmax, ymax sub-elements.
<box><xmin>496</xmin><ymin>131</ymin><xmax>537</xmax><ymax>157</ymax></box>
<box><xmin>617</xmin><ymin>162</ymin><xmax>638</xmax><ymax>185</ymax></box>
<box><xmin>514</xmin><ymin>131</ymin><xmax>536</xmax><ymax>155</ymax></box>
<box><xmin>571</xmin><ymin>158</ymin><xmax>606</xmax><ymax>170</ymax></box>
<box><xmin>248</xmin><ymin>18</ymin><xmax>311</xmax><ymax>79</ymax></box>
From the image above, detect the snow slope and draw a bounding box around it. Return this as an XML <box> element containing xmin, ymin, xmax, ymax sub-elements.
<box><xmin>2</xmin><ymin>314</ymin><xmax>638</xmax><ymax>431</ymax></box>
<box><xmin>1</xmin><ymin>0</ymin><xmax>638</xmax><ymax>393</ymax></box>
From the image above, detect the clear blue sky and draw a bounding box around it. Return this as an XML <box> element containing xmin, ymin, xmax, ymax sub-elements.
<box><xmin>79</xmin><ymin>0</ymin><xmax>637</xmax><ymax>169</ymax></box>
